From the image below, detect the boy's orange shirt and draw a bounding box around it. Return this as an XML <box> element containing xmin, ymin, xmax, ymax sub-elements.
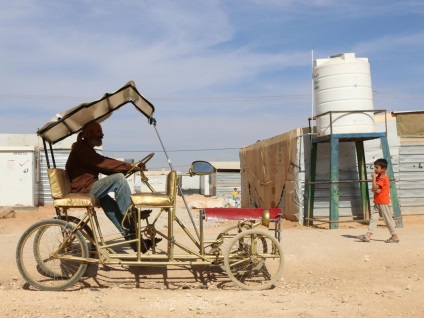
<box><xmin>374</xmin><ymin>171</ymin><xmax>390</xmax><ymax>204</ymax></box>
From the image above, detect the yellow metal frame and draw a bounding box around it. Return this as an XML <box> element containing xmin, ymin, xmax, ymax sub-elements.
<box><xmin>47</xmin><ymin>167</ymin><xmax>273</xmax><ymax>275</ymax></box>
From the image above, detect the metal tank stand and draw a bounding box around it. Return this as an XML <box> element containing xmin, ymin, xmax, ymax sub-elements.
<box><xmin>305</xmin><ymin>111</ymin><xmax>402</xmax><ymax>229</ymax></box>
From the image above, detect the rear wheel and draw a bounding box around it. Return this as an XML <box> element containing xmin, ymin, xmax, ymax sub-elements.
<box><xmin>16</xmin><ymin>219</ymin><xmax>88</xmax><ymax>291</ymax></box>
<box><xmin>219</xmin><ymin>223</ymin><xmax>252</xmax><ymax>239</ymax></box>
<box><xmin>56</xmin><ymin>215</ymin><xmax>96</xmax><ymax>257</ymax></box>
<box><xmin>211</xmin><ymin>223</ymin><xmax>253</xmax><ymax>269</ymax></box>
<box><xmin>224</xmin><ymin>229</ymin><xmax>284</xmax><ymax>290</ymax></box>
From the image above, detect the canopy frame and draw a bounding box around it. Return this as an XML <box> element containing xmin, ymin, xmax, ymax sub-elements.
<box><xmin>37</xmin><ymin>81</ymin><xmax>155</xmax><ymax>145</ymax></box>
<box><xmin>37</xmin><ymin>81</ymin><xmax>155</xmax><ymax>169</ymax></box>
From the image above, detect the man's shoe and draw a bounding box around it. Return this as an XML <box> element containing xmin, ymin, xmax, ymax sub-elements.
<box><xmin>130</xmin><ymin>240</ymin><xmax>150</xmax><ymax>253</ymax></box>
<box><xmin>130</xmin><ymin>207</ymin><xmax>152</xmax><ymax>220</ymax></box>
<box><xmin>132</xmin><ymin>238</ymin><xmax>163</xmax><ymax>253</ymax></box>
<box><xmin>130</xmin><ymin>242</ymin><xmax>138</xmax><ymax>251</ymax></box>
<box><xmin>153</xmin><ymin>237</ymin><xmax>163</xmax><ymax>245</ymax></box>
<box><xmin>140</xmin><ymin>239</ymin><xmax>152</xmax><ymax>253</ymax></box>
<box><xmin>140</xmin><ymin>209</ymin><xmax>152</xmax><ymax>220</ymax></box>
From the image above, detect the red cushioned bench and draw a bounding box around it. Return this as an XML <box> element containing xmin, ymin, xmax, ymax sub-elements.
<box><xmin>202</xmin><ymin>208</ymin><xmax>283</xmax><ymax>241</ymax></box>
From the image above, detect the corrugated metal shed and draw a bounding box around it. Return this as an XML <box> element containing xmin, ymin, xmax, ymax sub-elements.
<box><xmin>209</xmin><ymin>162</ymin><xmax>241</xmax><ymax>197</ymax></box>
<box><xmin>398</xmin><ymin>138</ymin><xmax>424</xmax><ymax>213</ymax></box>
<box><xmin>210</xmin><ymin>162</ymin><xmax>241</xmax><ymax>171</ymax></box>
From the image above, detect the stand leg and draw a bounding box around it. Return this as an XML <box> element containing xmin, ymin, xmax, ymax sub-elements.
<box><xmin>306</xmin><ymin>143</ymin><xmax>318</xmax><ymax>226</ymax></box>
<box><xmin>330</xmin><ymin>137</ymin><xmax>339</xmax><ymax>229</ymax></box>
<box><xmin>355</xmin><ymin>141</ymin><xmax>371</xmax><ymax>220</ymax></box>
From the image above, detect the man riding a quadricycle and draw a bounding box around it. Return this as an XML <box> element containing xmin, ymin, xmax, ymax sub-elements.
<box><xmin>16</xmin><ymin>81</ymin><xmax>284</xmax><ymax>291</ymax></box>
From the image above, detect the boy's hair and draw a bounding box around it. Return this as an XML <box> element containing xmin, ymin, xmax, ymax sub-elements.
<box><xmin>374</xmin><ymin>158</ymin><xmax>388</xmax><ymax>169</ymax></box>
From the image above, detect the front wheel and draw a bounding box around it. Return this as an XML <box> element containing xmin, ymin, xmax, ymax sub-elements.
<box><xmin>224</xmin><ymin>229</ymin><xmax>284</xmax><ymax>290</ymax></box>
<box><xmin>16</xmin><ymin>219</ymin><xmax>88</xmax><ymax>291</ymax></box>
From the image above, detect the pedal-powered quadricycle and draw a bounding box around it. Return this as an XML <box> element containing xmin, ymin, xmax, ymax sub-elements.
<box><xmin>16</xmin><ymin>81</ymin><xmax>284</xmax><ymax>291</ymax></box>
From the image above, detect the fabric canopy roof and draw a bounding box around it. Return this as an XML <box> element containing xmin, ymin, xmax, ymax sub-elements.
<box><xmin>37</xmin><ymin>81</ymin><xmax>155</xmax><ymax>144</ymax></box>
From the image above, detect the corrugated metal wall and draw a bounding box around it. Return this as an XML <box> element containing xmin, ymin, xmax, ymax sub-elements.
<box><xmin>213</xmin><ymin>171</ymin><xmax>241</xmax><ymax>197</ymax></box>
<box><xmin>398</xmin><ymin>139</ymin><xmax>424</xmax><ymax>214</ymax></box>
<box><xmin>303</xmin><ymin>141</ymin><xmax>367</xmax><ymax>218</ymax></box>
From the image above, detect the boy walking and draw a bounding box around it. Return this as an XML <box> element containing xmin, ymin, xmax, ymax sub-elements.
<box><xmin>358</xmin><ymin>158</ymin><xmax>400</xmax><ymax>243</ymax></box>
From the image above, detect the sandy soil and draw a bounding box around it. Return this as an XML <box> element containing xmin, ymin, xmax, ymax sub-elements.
<box><xmin>1</xmin><ymin>195</ymin><xmax>423</xmax><ymax>318</ymax></box>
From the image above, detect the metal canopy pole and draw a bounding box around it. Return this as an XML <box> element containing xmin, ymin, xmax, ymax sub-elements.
<box><xmin>48</xmin><ymin>141</ymin><xmax>56</xmax><ymax>168</ymax></box>
<box><xmin>150</xmin><ymin>119</ymin><xmax>201</xmax><ymax>240</ymax></box>
<box><xmin>42</xmin><ymin>138</ymin><xmax>51</xmax><ymax>169</ymax></box>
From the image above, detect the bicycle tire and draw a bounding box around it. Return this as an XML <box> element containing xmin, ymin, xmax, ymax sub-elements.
<box><xmin>16</xmin><ymin>219</ymin><xmax>88</xmax><ymax>291</ymax></box>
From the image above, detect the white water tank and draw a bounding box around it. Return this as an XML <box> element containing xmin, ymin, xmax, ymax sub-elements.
<box><xmin>313</xmin><ymin>53</ymin><xmax>375</xmax><ymax>136</ymax></box>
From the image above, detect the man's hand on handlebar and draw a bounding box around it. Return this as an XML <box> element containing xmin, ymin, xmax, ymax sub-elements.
<box><xmin>126</xmin><ymin>153</ymin><xmax>154</xmax><ymax>178</ymax></box>
<box><xmin>132</xmin><ymin>162</ymin><xmax>147</xmax><ymax>172</ymax></box>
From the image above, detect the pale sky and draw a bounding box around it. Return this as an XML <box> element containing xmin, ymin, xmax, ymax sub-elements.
<box><xmin>1</xmin><ymin>0</ymin><xmax>423</xmax><ymax>170</ymax></box>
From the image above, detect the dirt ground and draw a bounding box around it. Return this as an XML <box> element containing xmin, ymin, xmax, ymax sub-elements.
<box><xmin>1</xmin><ymin>195</ymin><xmax>423</xmax><ymax>318</ymax></box>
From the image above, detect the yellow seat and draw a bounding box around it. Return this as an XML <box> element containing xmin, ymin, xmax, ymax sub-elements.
<box><xmin>130</xmin><ymin>171</ymin><xmax>177</xmax><ymax>208</ymax></box>
<box><xmin>48</xmin><ymin>168</ymin><xmax>100</xmax><ymax>207</ymax></box>
<box><xmin>129</xmin><ymin>171</ymin><xmax>178</xmax><ymax>257</ymax></box>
